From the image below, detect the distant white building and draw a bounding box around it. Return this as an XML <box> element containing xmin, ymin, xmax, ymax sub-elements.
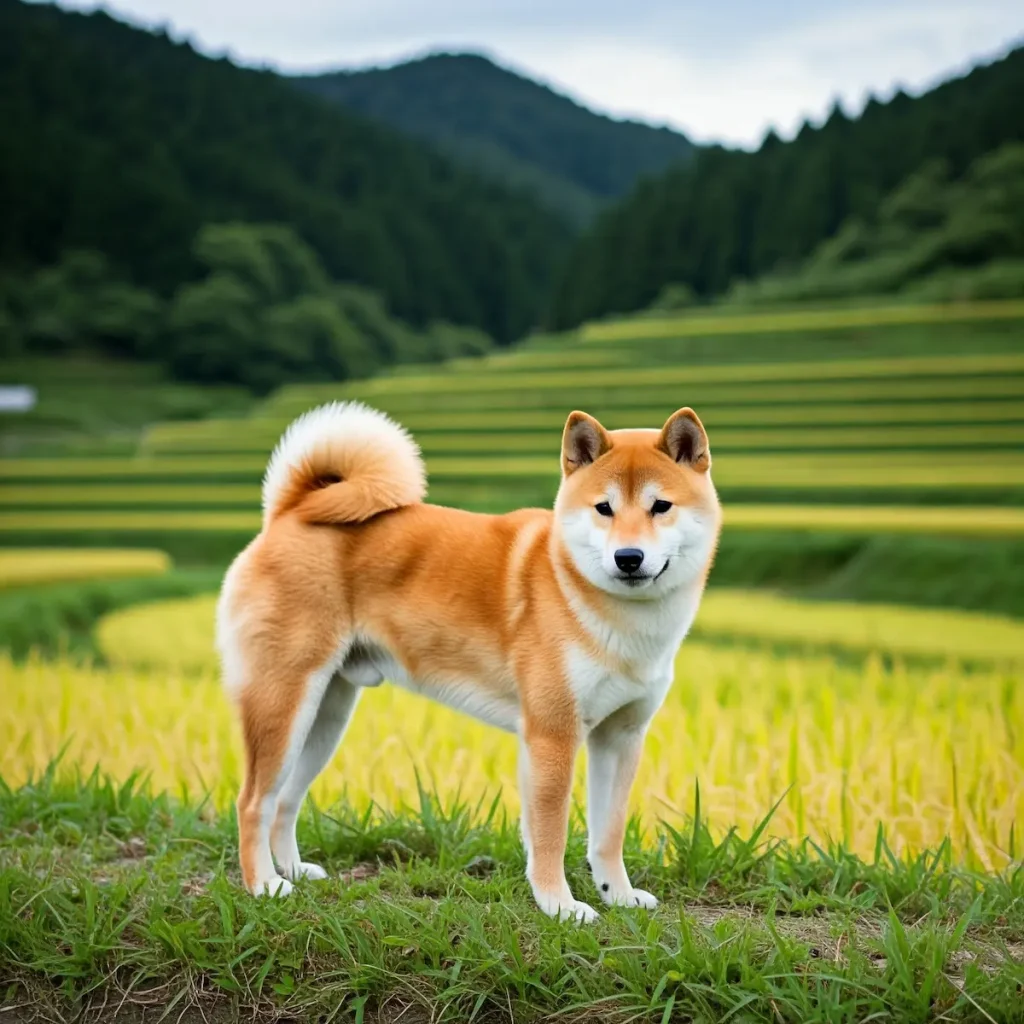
<box><xmin>0</xmin><ymin>386</ymin><xmax>37</xmax><ymax>413</ymax></box>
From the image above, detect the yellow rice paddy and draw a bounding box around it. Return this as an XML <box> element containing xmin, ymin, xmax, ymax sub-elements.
<box><xmin>4</xmin><ymin>643</ymin><xmax>1020</xmax><ymax>871</ymax></box>
<box><xmin>0</xmin><ymin>548</ymin><xmax>170</xmax><ymax>589</ymax></box>
<box><xmin>4</xmin><ymin>591</ymin><xmax>1019</xmax><ymax>869</ymax></box>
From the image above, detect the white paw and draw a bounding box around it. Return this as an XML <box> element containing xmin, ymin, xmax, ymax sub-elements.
<box><xmin>535</xmin><ymin>891</ymin><xmax>600</xmax><ymax>923</ymax></box>
<box><xmin>602</xmin><ymin>886</ymin><xmax>658</xmax><ymax>910</ymax></box>
<box><xmin>254</xmin><ymin>876</ymin><xmax>293</xmax><ymax>898</ymax></box>
<box><xmin>560</xmin><ymin>899</ymin><xmax>600</xmax><ymax>923</ymax></box>
<box><xmin>282</xmin><ymin>861</ymin><xmax>328</xmax><ymax>882</ymax></box>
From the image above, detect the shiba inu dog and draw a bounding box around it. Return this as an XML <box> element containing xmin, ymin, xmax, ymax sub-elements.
<box><xmin>217</xmin><ymin>402</ymin><xmax>721</xmax><ymax>921</ymax></box>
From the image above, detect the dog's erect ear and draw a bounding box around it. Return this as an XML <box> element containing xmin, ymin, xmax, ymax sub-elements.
<box><xmin>658</xmin><ymin>408</ymin><xmax>710</xmax><ymax>472</ymax></box>
<box><xmin>561</xmin><ymin>411</ymin><xmax>611</xmax><ymax>476</ymax></box>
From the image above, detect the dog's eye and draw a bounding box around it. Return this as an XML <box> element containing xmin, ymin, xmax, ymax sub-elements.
<box><xmin>651</xmin><ymin>499</ymin><xmax>672</xmax><ymax>515</ymax></box>
<box><xmin>594</xmin><ymin>501</ymin><xmax>614</xmax><ymax>517</ymax></box>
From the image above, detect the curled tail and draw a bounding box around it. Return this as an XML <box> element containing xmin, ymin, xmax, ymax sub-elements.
<box><xmin>261</xmin><ymin>402</ymin><xmax>426</xmax><ymax>527</ymax></box>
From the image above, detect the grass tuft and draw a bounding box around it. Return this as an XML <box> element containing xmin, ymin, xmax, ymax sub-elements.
<box><xmin>2</xmin><ymin>769</ymin><xmax>1022</xmax><ymax>1022</ymax></box>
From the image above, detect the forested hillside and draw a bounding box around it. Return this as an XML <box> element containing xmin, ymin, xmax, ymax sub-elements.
<box><xmin>1</xmin><ymin>221</ymin><xmax>497</xmax><ymax>393</ymax></box>
<box><xmin>726</xmin><ymin>142</ymin><xmax>1024</xmax><ymax>306</ymax></box>
<box><xmin>549</xmin><ymin>44</ymin><xmax>1024</xmax><ymax>326</ymax></box>
<box><xmin>297</xmin><ymin>53</ymin><xmax>694</xmax><ymax>226</ymax></box>
<box><xmin>0</xmin><ymin>0</ymin><xmax>568</xmax><ymax>343</ymax></box>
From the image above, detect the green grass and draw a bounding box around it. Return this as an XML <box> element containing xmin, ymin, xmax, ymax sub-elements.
<box><xmin>802</xmin><ymin>534</ymin><xmax>1024</xmax><ymax>616</ymax></box>
<box><xmin>1</xmin><ymin>771</ymin><xmax>1022</xmax><ymax>1023</ymax></box>
<box><xmin>710</xmin><ymin>533</ymin><xmax>1024</xmax><ymax>618</ymax></box>
<box><xmin>706</xmin><ymin>532</ymin><xmax>1024</xmax><ymax>619</ymax></box>
<box><xmin>0</xmin><ymin>357</ymin><xmax>251</xmax><ymax>455</ymax></box>
<box><xmin>0</xmin><ymin>569</ymin><xmax>223</xmax><ymax>661</ymax></box>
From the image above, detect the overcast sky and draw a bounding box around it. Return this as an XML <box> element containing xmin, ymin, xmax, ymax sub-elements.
<box><xmin>56</xmin><ymin>0</ymin><xmax>1023</xmax><ymax>147</ymax></box>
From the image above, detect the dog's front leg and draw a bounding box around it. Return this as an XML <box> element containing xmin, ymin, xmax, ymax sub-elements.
<box><xmin>586</xmin><ymin>705</ymin><xmax>658</xmax><ymax>909</ymax></box>
<box><xmin>518</xmin><ymin>725</ymin><xmax>597</xmax><ymax>923</ymax></box>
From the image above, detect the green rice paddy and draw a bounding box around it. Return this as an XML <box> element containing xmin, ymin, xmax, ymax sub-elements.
<box><xmin>3</xmin><ymin>303</ymin><xmax>1023</xmax><ymax>543</ymax></box>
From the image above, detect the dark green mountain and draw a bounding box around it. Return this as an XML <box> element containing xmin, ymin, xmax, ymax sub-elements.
<box><xmin>724</xmin><ymin>142</ymin><xmax>1024</xmax><ymax>306</ymax></box>
<box><xmin>549</xmin><ymin>44</ymin><xmax>1024</xmax><ymax>326</ymax></box>
<box><xmin>0</xmin><ymin>0</ymin><xmax>569</xmax><ymax>342</ymax></box>
<box><xmin>296</xmin><ymin>53</ymin><xmax>695</xmax><ymax>226</ymax></box>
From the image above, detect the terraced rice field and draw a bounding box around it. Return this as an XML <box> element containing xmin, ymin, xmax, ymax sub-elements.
<box><xmin>140</xmin><ymin>398</ymin><xmax>1024</xmax><ymax>448</ymax></box>
<box><xmin>4</xmin><ymin>450</ymin><xmax>1024</xmax><ymax>488</ymax></box>
<box><xmin>694</xmin><ymin>590</ymin><xmax>1024</xmax><ymax>663</ymax></box>
<box><xmin>0</xmin><ymin>486</ymin><xmax>1018</xmax><ymax>544</ymax></box>
<box><xmin>1</xmin><ymin>304</ymin><xmax>1022</xmax><ymax>542</ymax></box>
<box><xmin>579</xmin><ymin>298</ymin><xmax>1024</xmax><ymax>341</ymax></box>
<box><xmin>269</xmin><ymin>374</ymin><xmax>1024</xmax><ymax>413</ymax></box>
<box><xmin>282</xmin><ymin>353</ymin><xmax>1024</xmax><ymax>397</ymax></box>
<box><xmin>2</xmin><ymin>503</ymin><xmax>1024</xmax><ymax>537</ymax></box>
<box><xmin>130</xmin><ymin>422</ymin><xmax>1024</xmax><ymax>455</ymax></box>
<box><xmin>0</xmin><ymin>548</ymin><xmax>170</xmax><ymax>588</ymax></box>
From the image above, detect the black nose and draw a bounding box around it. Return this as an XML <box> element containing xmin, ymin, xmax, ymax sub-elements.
<box><xmin>614</xmin><ymin>548</ymin><xmax>645</xmax><ymax>574</ymax></box>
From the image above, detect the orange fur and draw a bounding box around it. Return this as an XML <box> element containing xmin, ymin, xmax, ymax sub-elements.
<box><xmin>219</xmin><ymin>402</ymin><xmax>721</xmax><ymax>916</ymax></box>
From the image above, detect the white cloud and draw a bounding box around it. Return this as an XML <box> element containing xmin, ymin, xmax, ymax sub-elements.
<box><xmin>505</xmin><ymin>1</ymin><xmax>1024</xmax><ymax>145</ymax></box>
<box><xmin>55</xmin><ymin>0</ymin><xmax>1024</xmax><ymax>146</ymax></box>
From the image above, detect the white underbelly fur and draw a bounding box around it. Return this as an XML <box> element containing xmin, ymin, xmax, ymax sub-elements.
<box><xmin>342</xmin><ymin>645</ymin><xmax>521</xmax><ymax>733</ymax></box>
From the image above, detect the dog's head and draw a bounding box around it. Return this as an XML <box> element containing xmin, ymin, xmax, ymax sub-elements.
<box><xmin>554</xmin><ymin>408</ymin><xmax>722</xmax><ymax>600</ymax></box>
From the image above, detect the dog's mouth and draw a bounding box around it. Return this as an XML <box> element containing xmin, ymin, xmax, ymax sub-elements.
<box><xmin>617</xmin><ymin>560</ymin><xmax>670</xmax><ymax>586</ymax></box>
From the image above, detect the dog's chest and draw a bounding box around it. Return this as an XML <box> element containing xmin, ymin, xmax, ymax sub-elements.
<box><xmin>565</xmin><ymin>642</ymin><xmax>676</xmax><ymax>732</ymax></box>
<box><xmin>564</xmin><ymin>593</ymin><xmax>697</xmax><ymax>732</ymax></box>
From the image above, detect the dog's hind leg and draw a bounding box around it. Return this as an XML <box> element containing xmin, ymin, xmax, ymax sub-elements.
<box><xmin>517</xmin><ymin>735</ymin><xmax>534</xmax><ymax>864</ymax></box>
<box><xmin>271</xmin><ymin>673</ymin><xmax>361</xmax><ymax>881</ymax></box>
<box><xmin>235</xmin><ymin>658</ymin><xmax>339</xmax><ymax>897</ymax></box>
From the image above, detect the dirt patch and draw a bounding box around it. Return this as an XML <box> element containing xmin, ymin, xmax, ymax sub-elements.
<box><xmin>339</xmin><ymin>861</ymin><xmax>379</xmax><ymax>884</ymax></box>
<box><xmin>116</xmin><ymin>837</ymin><xmax>148</xmax><ymax>860</ymax></box>
<box><xmin>181</xmin><ymin>871</ymin><xmax>217</xmax><ymax>897</ymax></box>
<box><xmin>687</xmin><ymin>902</ymin><xmax>883</xmax><ymax>942</ymax></box>
<box><xmin>176</xmin><ymin>862</ymin><xmax>378</xmax><ymax>898</ymax></box>
<box><xmin>683</xmin><ymin>904</ymin><xmax>1024</xmax><ymax>977</ymax></box>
